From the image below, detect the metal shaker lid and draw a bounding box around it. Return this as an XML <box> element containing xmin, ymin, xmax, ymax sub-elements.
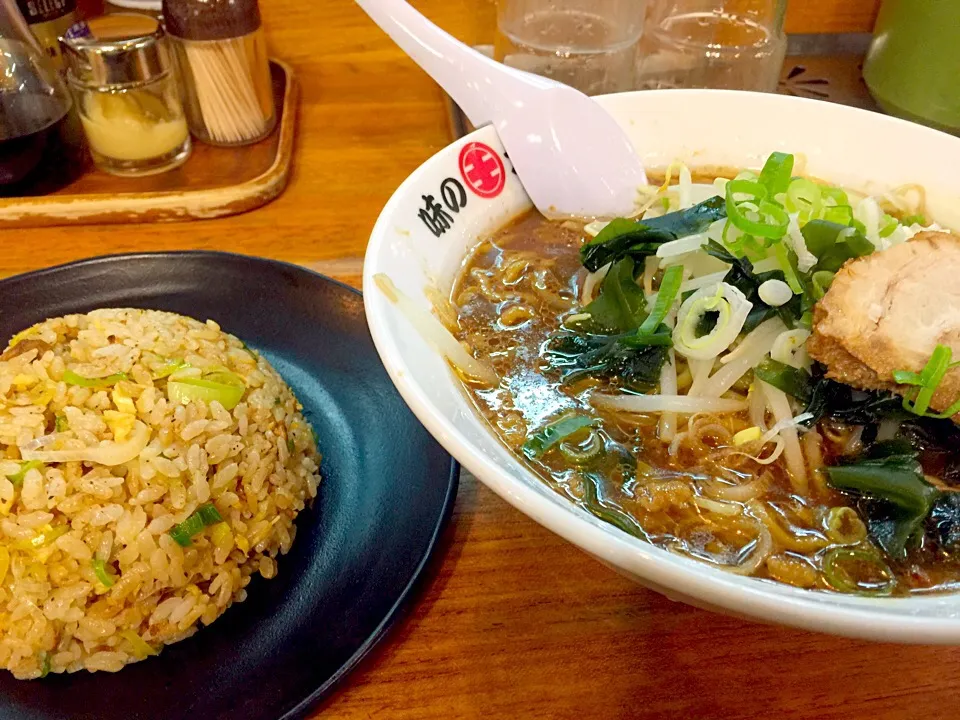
<box><xmin>60</xmin><ymin>13</ymin><xmax>172</xmax><ymax>87</ymax></box>
<box><xmin>162</xmin><ymin>0</ymin><xmax>262</xmax><ymax>42</ymax></box>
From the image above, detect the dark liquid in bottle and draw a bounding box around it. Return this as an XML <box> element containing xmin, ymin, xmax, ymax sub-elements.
<box><xmin>0</xmin><ymin>93</ymin><xmax>85</xmax><ymax>197</ymax></box>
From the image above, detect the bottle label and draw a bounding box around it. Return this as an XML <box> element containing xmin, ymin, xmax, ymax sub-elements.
<box><xmin>16</xmin><ymin>0</ymin><xmax>78</xmax><ymax>69</ymax></box>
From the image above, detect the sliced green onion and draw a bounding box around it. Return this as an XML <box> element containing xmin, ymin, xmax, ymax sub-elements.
<box><xmin>726</xmin><ymin>181</ymin><xmax>789</xmax><ymax>239</ymax></box>
<box><xmin>773</xmin><ymin>242</ymin><xmax>803</xmax><ymax>294</ymax></box>
<box><xmin>893</xmin><ymin>345</ymin><xmax>960</xmax><ymax>420</ymax></box>
<box><xmin>916</xmin><ymin>398</ymin><xmax>960</xmax><ymax>420</ymax></box>
<box><xmin>13</xmin><ymin>524</ymin><xmax>69</xmax><ymax>551</ymax></box>
<box><xmin>168</xmin><ymin>503</ymin><xmax>223</xmax><ymax>547</ymax></box>
<box><xmin>898</xmin><ymin>344</ymin><xmax>955</xmax><ymax>416</ymax></box>
<box><xmin>902</xmin><ymin>213</ymin><xmax>927</xmax><ymax>226</ymax></box>
<box><xmin>740</xmin><ymin>234</ymin><xmax>770</xmax><ymax>263</ymax></box>
<box><xmin>54</xmin><ymin>414</ymin><xmax>67</xmax><ymax>432</ymax></box>
<box><xmin>62</xmin><ymin>369</ymin><xmax>127</xmax><ymax>388</ymax></box>
<box><xmin>673</xmin><ymin>282</ymin><xmax>753</xmax><ymax>360</ymax></box>
<box><xmin>879</xmin><ymin>214</ymin><xmax>899</xmax><ymax>238</ymax></box>
<box><xmin>92</xmin><ymin>558</ymin><xmax>115</xmax><ymax>588</ymax></box>
<box><xmin>785</xmin><ymin>178</ymin><xmax>822</xmax><ymax>219</ymax></box>
<box><xmin>758</xmin><ymin>152</ymin><xmax>794</xmax><ymax>195</ymax></box>
<box><xmin>121</xmin><ymin>630</ymin><xmax>157</xmax><ymax>659</ymax></box>
<box><xmin>820</xmin><ymin>185</ymin><xmax>850</xmax><ymax>207</ymax></box>
<box><xmin>893</xmin><ymin>369</ymin><xmax>924</xmax><ymax>386</ymax></box>
<box><xmin>167</xmin><ymin>371</ymin><xmax>245</xmax><ymax>411</ymax></box>
<box><xmin>153</xmin><ymin>358</ymin><xmax>188</xmax><ymax>379</ymax></box>
<box><xmin>39</xmin><ymin>652</ymin><xmax>51</xmax><ymax>679</ymax></box>
<box><xmin>619</xmin><ymin>330</ymin><xmax>674</xmax><ymax>348</ymax></box>
<box><xmin>822</xmin><ymin>546</ymin><xmax>896</xmax><ymax>596</ymax></box>
<box><xmin>825</xmin><ymin>506</ymin><xmax>868</xmax><ymax>545</ymax></box>
<box><xmin>637</xmin><ymin>265</ymin><xmax>683</xmax><ymax>336</ymax></box>
<box><xmin>821</xmin><ymin>204</ymin><xmax>854</xmax><ymax>225</ymax></box>
<box><xmin>811</xmin><ymin>270</ymin><xmax>835</xmax><ymax>300</ymax></box>
<box><xmin>7</xmin><ymin>459</ymin><xmax>44</xmax><ymax>487</ymax></box>
<box><xmin>558</xmin><ymin>430</ymin><xmax>603</xmax><ymax>466</ymax></box>
<box><xmin>722</xmin><ymin>218</ymin><xmax>747</xmax><ymax>257</ymax></box>
<box><xmin>727</xmin><ymin>178</ymin><xmax>766</xmax><ymax>204</ymax></box>
<box><xmin>522</xmin><ymin>413</ymin><xmax>598</xmax><ymax>460</ymax></box>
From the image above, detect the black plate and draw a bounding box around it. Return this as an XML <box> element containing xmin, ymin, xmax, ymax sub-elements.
<box><xmin>0</xmin><ymin>252</ymin><xmax>457</xmax><ymax>720</ymax></box>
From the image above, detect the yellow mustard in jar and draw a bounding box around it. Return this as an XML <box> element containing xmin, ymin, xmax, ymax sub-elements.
<box><xmin>61</xmin><ymin>14</ymin><xmax>191</xmax><ymax>176</ymax></box>
<box><xmin>80</xmin><ymin>91</ymin><xmax>189</xmax><ymax>162</ymax></box>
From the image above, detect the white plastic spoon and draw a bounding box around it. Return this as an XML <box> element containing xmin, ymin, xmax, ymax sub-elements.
<box><xmin>354</xmin><ymin>0</ymin><xmax>648</xmax><ymax>219</ymax></box>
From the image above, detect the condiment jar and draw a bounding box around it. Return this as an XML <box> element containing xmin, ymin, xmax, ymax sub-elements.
<box><xmin>16</xmin><ymin>0</ymin><xmax>80</xmax><ymax>71</ymax></box>
<box><xmin>60</xmin><ymin>13</ymin><xmax>191</xmax><ymax>176</ymax></box>
<box><xmin>0</xmin><ymin>0</ymin><xmax>87</xmax><ymax>195</ymax></box>
<box><xmin>162</xmin><ymin>0</ymin><xmax>275</xmax><ymax>147</ymax></box>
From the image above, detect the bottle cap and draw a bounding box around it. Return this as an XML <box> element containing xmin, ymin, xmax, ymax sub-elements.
<box><xmin>162</xmin><ymin>0</ymin><xmax>262</xmax><ymax>42</ymax></box>
<box><xmin>60</xmin><ymin>14</ymin><xmax>172</xmax><ymax>87</ymax></box>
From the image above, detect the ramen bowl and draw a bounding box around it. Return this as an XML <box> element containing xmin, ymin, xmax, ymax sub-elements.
<box><xmin>363</xmin><ymin>89</ymin><xmax>960</xmax><ymax>643</ymax></box>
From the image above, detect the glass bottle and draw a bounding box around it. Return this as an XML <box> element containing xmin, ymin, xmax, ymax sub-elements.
<box><xmin>636</xmin><ymin>0</ymin><xmax>787</xmax><ymax>92</ymax></box>
<box><xmin>0</xmin><ymin>0</ymin><xmax>86</xmax><ymax>196</ymax></box>
<box><xmin>60</xmin><ymin>13</ymin><xmax>191</xmax><ymax>176</ymax></box>
<box><xmin>16</xmin><ymin>0</ymin><xmax>79</xmax><ymax>71</ymax></box>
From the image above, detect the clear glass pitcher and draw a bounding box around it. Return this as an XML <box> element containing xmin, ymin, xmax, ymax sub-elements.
<box><xmin>494</xmin><ymin>0</ymin><xmax>647</xmax><ymax>96</ymax></box>
<box><xmin>0</xmin><ymin>0</ymin><xmax>85</xmax><ymax>195</ymax></box>
<box><xmin>636</xmin><ymin>0</ymin><xmax>788</xmax><ymax>91</ymax></box>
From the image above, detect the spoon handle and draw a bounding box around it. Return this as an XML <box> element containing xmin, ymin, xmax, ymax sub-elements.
<box><xmin>354</xmin><ymin>0</ymin><xmax>559</xmax><ymax>127</ymax></box>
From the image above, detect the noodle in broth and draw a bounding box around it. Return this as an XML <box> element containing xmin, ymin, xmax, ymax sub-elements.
<box><xmin>445</xmin><ymin>159</ymin><xmax>960</xmax><ymax>596</ymax></box>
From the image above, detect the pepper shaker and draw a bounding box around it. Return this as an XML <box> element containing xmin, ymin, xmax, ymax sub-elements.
<box><xmin>162</xmin><ymin>0</ymin><xmax>275</xmax><ymax>146</ymax></box>
<box><xmin>60</xmin><ymin>14</ymin><xmax>191</xmax><ymax>176</ymax></box>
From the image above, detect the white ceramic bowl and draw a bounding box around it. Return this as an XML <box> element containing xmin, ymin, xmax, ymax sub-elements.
<box><xmin>363</xmin><ymin>89</ymin><xmax>960</xmax><ymax>643</ymax></box>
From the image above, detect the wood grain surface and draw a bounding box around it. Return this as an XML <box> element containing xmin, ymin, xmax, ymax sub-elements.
<box><xmin>10</xmin><ymin>2</ymin><xmax>951</xmax><ymax>719</ymax></box>
<box><xmin>785</xmin><ymin>0</ymin><xmax>880</xmax><ymax>34</ymax></box>
<box><xmin>0</xmin><ymin>61</ymin><xmax>297</xmax><ymax>227</ymax></box>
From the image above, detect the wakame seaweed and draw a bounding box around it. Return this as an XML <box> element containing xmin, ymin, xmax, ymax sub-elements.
<box><xmin>580</xmin><ymin>472</ymin><xmax>650</xmax><ymax>541</ymax></box>
<box><xmin>827</xmin><ymin>443</ymin><xmax>940</xmax><ymax>558</ymax></box>
<box><xmin>928</xmin><ymin>493</ymin><xmax>960</xmax><ymax>552</ymax></box>
<box><xmin>580</xmin><ymin>196</ymin><xmax>727</xmax><ymax>272</ymax></box>
<box><xmin>544</xmin><ymin>331</ymin><xmax>670</xmax><ymax>389</ymax></box>
<box><xmin>802</xmin><ymin>365</ymin><xmax>908</xmax><ymax>426</ymax></box>
<box><xmin>580</xmin><ymin>257</ymin><xmax>648</xmax><ymax>333</ymax></box>
<box><xmin>800</xmin><ymin>219</ymin><xmax>874</xmax><ymax>273</ymax></box>
<box><xmin>703</xmin><ymin>241</ymin><xmax>802</xmax><ymax>331</ymax></box>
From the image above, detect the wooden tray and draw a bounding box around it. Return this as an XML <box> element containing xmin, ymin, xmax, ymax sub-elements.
<box><xmin>0</xmin><ymin>59</ymin><xmax>298</xmax><ymax>228</ymax></box>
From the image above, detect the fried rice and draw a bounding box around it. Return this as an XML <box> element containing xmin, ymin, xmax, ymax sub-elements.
<box><xmin>0</xmin><ymin>308</ymin><xmax>320</xmax><ymax>678</ymax></box>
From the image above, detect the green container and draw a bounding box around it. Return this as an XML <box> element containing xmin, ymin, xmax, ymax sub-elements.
<box><xmin>863</xmin><ymin>0</ymin><xmax>960</xmax><ymax>135</ymax></box>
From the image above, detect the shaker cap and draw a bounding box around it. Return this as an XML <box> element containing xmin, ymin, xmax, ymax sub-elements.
<box><xmin>60</xmin><ymin>14</ymin><xmax>172</xmax><ymax>87</ymax></box>
<box><xmin>162</xmin><ymin>0</ymin><xmax>262</xmax><ymax>42</ymax></box>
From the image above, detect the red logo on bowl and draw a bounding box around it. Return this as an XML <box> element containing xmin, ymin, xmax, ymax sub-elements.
<box><xmin>458</xmin><ymin>142</ymin><xmax>506</xmax><ymax>199</ymax></box>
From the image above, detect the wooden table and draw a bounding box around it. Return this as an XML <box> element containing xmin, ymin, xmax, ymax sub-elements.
<box><xmin>10</xmin><ymin>2</ymin><xmax>960</xmax><ymax>718</ymax></box>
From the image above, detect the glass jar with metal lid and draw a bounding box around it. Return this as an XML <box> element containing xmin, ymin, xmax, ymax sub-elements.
<box><xmin>60</xmin><ymin>13</ymin><xmax>190</xmax><ymax>176</ymax></box>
